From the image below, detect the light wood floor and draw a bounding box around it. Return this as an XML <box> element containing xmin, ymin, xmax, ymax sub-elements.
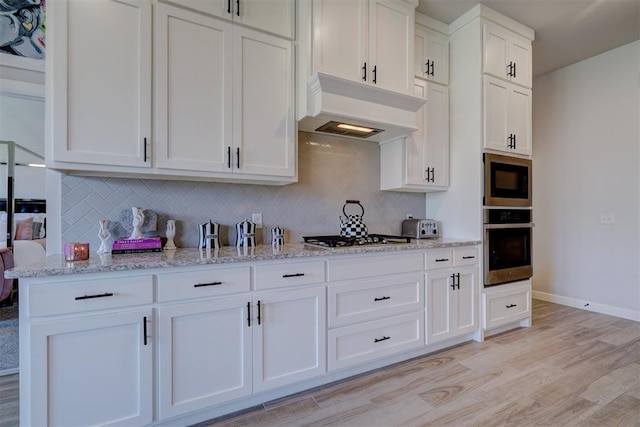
<box><xmin>1</xmin><ymin>300</ymin><xmax>639</xmax><ymax>426</ymax></box>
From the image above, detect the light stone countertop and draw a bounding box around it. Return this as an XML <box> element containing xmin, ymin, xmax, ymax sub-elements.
<box><xmin>5</xmin><ymin>238</ymin><xmax>481</xmax><ymax>279</ymax></box>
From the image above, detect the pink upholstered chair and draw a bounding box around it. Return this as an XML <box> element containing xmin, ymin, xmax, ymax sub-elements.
<box><xmin>0</xmin><ymin>248</ymin><xmax>15</xmax><ymax>306</ymax></box>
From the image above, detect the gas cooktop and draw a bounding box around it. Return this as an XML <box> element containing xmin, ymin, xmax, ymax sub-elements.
<box><xmin>303</xmin><ymin>234</ymin><xmax>411</xmax><ymax>248</ymax></box>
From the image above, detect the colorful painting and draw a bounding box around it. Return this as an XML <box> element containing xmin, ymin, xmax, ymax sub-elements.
<box><xmin>0</xmin><ymin>0</ymin><xmax>45</xmax><ymax>60</ymax></box>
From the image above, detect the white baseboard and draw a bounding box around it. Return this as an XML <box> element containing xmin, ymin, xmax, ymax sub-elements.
<box><xmin>532</xmin><ymin>290</ymin><xmax>640</xmax><ymax>322</ymax></box>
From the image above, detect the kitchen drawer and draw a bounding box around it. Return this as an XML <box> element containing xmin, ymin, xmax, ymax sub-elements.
<box><xmin>29</xmin><ymin>275</ymin><xmax>153</xmax><ymax>317</ymax></box>
<box><xmin>327</xmin><ymin>252</ymin><xmax>423</xmax><ymax>282</ymax></box>
<box><xmin>454</xmin><ymin>247</ymin><xmax>479</xmax><ymax>266</ymax></box>
<box><xmin>426</xmin><ymin>250</ymin><xmax>454</xmax><ymax>270</ymax></box>
<box><xmin>328</xmin><ymin>312</ymin><xmax>424</xmax><ymax>371</ymax></box>
<box><xmin>328</xmin><ymin>273</ymin><xmax>423</xmax><ymax>328</ymax></box>
<box><xmin>156</xmin><ymin>266</ymin><xmax>251</xmax><ymax>302</ymax></box>
<box><xmin>253</xmin><ymin>260</ymin><xmax>325</xmax><ymax>290</ymax></box>
<box><xmin>483</xmin><ymin>282</ymin><xmax>531</xmax><ymax>330</ymax></box>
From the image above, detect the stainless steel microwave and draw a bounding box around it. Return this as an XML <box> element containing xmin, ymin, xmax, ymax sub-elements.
<box><xmin>484</xmin><ymin>153</ymin><xmax>532</xmax><ymax>207</ymax></box>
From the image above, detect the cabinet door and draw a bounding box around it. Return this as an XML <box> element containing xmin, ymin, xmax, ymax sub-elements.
<box><xmin>415</xmin><ymin>25</ymin><xmax>448</xmax><ymax>85</ymax></box>
<box><xmin>509</xmin><ymin>36</ymin><xmax>532</xmax><ymax>88</ymax></box>
<box><xmin>312</xmin><ymin>0</ymin><xmax>367</xmax><ymax>83</ymax></box>
<box><xmin>425</xmin><ymin>269</ymin><xmax>454</xmax><ymax>344</ymax></box>
<box><xmin>405</xmin><ymin>80</ymin><xmax>428</xmax><ymax>186</ymax></box>
<box><xmin>157</xmin><ymin>297</ymin><xmax>252</xmax><ymax>419</ymax></box>
<box><xmin>483</xmin><ymin>22</ymin><xmax>509</xmax><ymax>81</ymax></box>
<box><xmin>233</xmin><ymin>27</ymin><xmax>295</xmax><ymax>177</ymax></box>
<box><xmin>253</xmin><ymin>286</ymin><xmax>326</xmax><ymax>392</ymax></box>
<box><xmin>508</xmin><ymin>85</ymin><xmax>532</xmax><ymax>155</ymax></box>
<box><xmin>425</xmin><ymin>82</ymin><xmax>449</xmax><ymax>187</ymax></box>
<box><xmin>238</xmin><ymin>0</ymin><xmax>295</xmax><ymax>39</ymax></box>
<box><xmin>29</xmin><ymin>309</ymin><xmax>152</xmax><ymax>426</ymax></box>
<box><xmin>155</xmin><ymin>4</ymin><xmax>232</xmax><ymax>172</ymax></box>
<box><xmin>370</xmin><ymin>0</ymin><xmax>413</xmax><ymax>94</ymax></box>
<box><xmin>50</xmin><ymin>0</ymin><xmax>151</xmax><ymax>168</ymax></box>
<box><xmin>483</xmin><ymin>76</ymin><xmax>509</xmax><ymax>152</ymax></box>
<box><xmin>454</xmin><ymin>266</ymin><xmax>479</xmax><ymax>336</ymax></box>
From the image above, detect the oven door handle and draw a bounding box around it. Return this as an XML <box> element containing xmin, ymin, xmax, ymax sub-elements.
<box><xmin>484</xmin><ymin>223</ymin><xmax>535</xmax><ymax>229</ymax></box>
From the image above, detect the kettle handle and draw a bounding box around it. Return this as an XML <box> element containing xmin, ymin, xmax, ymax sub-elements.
<box><xmin>343</xmin><ymin>200</ymin><xmax>364</xmax><ymax>217</ymax></box>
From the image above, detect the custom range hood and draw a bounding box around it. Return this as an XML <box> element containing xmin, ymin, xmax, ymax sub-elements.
<box><xmin>297</xmin><ymin>72</ymin><xmax>426</xmax><ymax>143</ymax></box>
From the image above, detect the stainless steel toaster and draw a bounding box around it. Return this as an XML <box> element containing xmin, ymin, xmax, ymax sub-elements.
<box><xmin>402</xmin><ymin>219</ymin><xmax>440</xmax><ymax>239</ymax></box>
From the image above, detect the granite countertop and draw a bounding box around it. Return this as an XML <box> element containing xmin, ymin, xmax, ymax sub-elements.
<box><xmin>5</xmin><ymin>238</ymin><xmax>481</xmax><ymax>279</ymax></box>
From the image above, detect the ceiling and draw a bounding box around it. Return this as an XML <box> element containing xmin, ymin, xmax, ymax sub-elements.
<box><xmin>416</xmin><ymin>0</ymin><xmax>640</xmax><ymax>77</ymax></box>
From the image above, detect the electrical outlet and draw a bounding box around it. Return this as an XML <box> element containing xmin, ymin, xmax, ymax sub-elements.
<box><xmin>252</xmin><ymin>213</ymin><xmax>263</xmax><ymax>228</ymax></box>
<box><xmin>600</xmin><ymin>213</ymin><xmax>615</xmax><ymax>225</ymax></box>
<box><xmin>405</xmin><ymin>213</ymin><xmax>414</xmax><ymax>220</ymax></box>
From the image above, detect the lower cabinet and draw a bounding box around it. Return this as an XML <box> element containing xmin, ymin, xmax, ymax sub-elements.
<box><xmin>29</xmin><ymin>309</ymin><xmax>153</xmax><ymax>426</ymax></box>
<box><xmin>483</xmin><ymin>280</ymin><xmax>531</xmax><ymax>330</ymax></box>
<box><xmin>157</xmin><ymin>286</ymin><xmax>326</xmax><ymax>419</ymax></box>
<box><xmin>157</xmin><ymin>296</ymin><xmax>252</xmax><ymax>419</ymax></box>
<box><xmin>426</xmin><ymin>265</ymin><xmax>479</xmax><ymax>344</ymax></box>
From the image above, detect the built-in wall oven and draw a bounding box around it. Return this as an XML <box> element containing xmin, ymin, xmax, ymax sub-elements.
<box><xmin>484</xmin><ymin>208</ymin><xmax>533</xmax><ymax>286</ymax></box>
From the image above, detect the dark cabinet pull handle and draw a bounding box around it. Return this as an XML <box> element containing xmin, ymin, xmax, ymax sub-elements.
<box><xmin>143</xmin><ymin>316</ymin><xmax>148</xmax><ymax>346</ymax></box>
<box><xmin>513</xmin><ymin>62</ymin><xmax>516</xmax><ymax>78</ymax></box>
<box><xmin>362</xmin><ymin>62</ymin><xmax>367</xmax><ymax>81</ymax></box>
<box><xmin>143</xmin><ymin>138</ymin><xmax>148</xmax><ymax>162</ymax></box>
<box><xmin>450</xmin><ymin>274</ymin><xmax>456</xmax><ymax>290</ymax></box>
<box><xmin>236</xmin><ymin>0</ymin><xmax>240</xmax><ymax>16</ymax></box>
<box><xmin>282</xmin><ymin>273</ymin><xmax>305</xmax><ymax>278</ymax></box>
<box><xmin>372</xmin><ymin>65</ymin><xmax>377</xmax><ymax>84</ymax></box>
<box><xmin>75</xmin><ymin>292</ymin><xmax>114</xmax><ymax>301</ymax></box>
<box><xmin>435</xmin><ymin>258</ymin><xmax>449</xmax><ymax>262</ymax></box>
<box><xmin>506</xmin><ymin>304</ymin><xmax>517</xmax><ymax>308</ymax></box>
<box><xmin>247</xmin><ymin>301</ymin><xmax>251</xmax><ymax>326</ymax></box>
<box><xmin>513</xmin><ymin>134</ymin><xmax>517</xmax><ymax>149</ymax></box>
<box><xmin>462</xmin><ymin>256</ymin><xmax>475</xmax><ymax>259</ymax></box>
<box><xmin>227</xmin><ymin>0</ymin><xmax>231</xmax><ymax>14</ymax></box>
<box><xmin>236</xmin><ymin>147</ymin><xmax>240</xmax><ymax>169</ymax></box>
<box><xmin>257</xmin><ymin>300</ymin><xmax>261</xmax><ymax>325</ymax></box>
<box><xmin>374</xmin><ymin>336</ymin><xmax>390</xmax><ymax>343</ymax></box>
<box><xmin>374</xmin><ymin>296</ymin><xmax>391</xmax><ymax>302</ymax></box>
<box><xmin>194</xmin><ymin>281</ymin><xmax>223</xmax><ymax>288</ymax></box>
<box><xmin>425</xmin><ymin>61</ymin><xmax>430</xmax><ymax>75</ymax></box>
<box><xmin>430</xmin><ymin>60</ymin><xmax>435</xmax><ymax>76</ymax></box>
<box><xmin>227</xmin><ymin>146</ymin><xmax>231</xmax><ymax>168</ymax></box>
<box><xmin>456</xmin><ymin>273</ymin><xmax>461</xmax><ymax>290</ymax></box>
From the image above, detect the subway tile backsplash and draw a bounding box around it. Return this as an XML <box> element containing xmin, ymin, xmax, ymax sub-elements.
<box><xmin>61</xmin><ymin>132</ymin><xmax>425</xmax><ymax>249</ymax></box>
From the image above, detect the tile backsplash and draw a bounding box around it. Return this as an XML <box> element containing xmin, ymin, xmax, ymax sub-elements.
<box><xmin>61</xmin><ymin>132</ymin><xmax>425</xmax><ymax>249</ymax></box>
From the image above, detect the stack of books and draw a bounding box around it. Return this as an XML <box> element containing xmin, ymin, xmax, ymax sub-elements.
<box><xmin>112</xmin><ymin>237</ymin><xmax>162</xmax><ymax>254</ymax></box>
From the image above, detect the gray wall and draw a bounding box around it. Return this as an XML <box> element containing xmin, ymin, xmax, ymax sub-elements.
<box><xmin>60</xmin><ymin>132</ymin><xmax>426</xmax><ymax>249</ymax></box>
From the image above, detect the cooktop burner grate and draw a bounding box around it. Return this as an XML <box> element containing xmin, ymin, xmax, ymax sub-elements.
<box><xmin>303</xmin><ymin>234</ymin><xmax>411</xmax><ymax>248</ymax></box>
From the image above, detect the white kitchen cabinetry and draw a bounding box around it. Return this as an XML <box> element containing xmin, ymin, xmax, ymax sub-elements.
<box><xmin>155</xmin><ymin>4</ymin><xmax>295</xmax><ymax>178</ymax></box>
<box><xmin>165</xmin><ymin>0</ymin><xmax>294</xmax><ymax>39</ymax></box>
<box><xmin>311</xmin><ymin>0</ymin><xmax>415</xmax><ymax>94</ymax></box>
<box><xmin>48</xmin><ymin>0</ymin><xmax>152</xmax><ymax>168</ymax></box>
<box><xmin>157</xmin><ymin>297</ymin><xmax>252</xmax><ymax>419</ymax></box>
<box><xmin>414</xmin><ymin>24</ymin><xmax>448</xmax><ymax>85</ymax></box>
<box><xmin>483</xmin><ymin>280</ymin><xmax>531</xmax><ymax>330</ymax></box>
<box><xmin>380</xmin><ymin>79</ymin><xmax>449</xmax><ymax>192</ymax></box>
<box><xmin>425</xmin><ymin>248</ymin><xmax>479</xmax><ymax>345</ymax></box>
<box><xmin>483</xmin><ymin>22</ymin><xmax>532</xmax><ymax>88</ymax></box>
<box><xmin>253</xmin><ymin>286</ymin><xmax>326</xmax><ymax>391</ymax></box>
<box><xmin>23</xmin><ymin>275</ymin><xmax>154</xmax><ymax>426</ymax></box>
<box><xmin>484</xmin><ymin>75</ymin><xmax>532</xmax><ymax>155</ymax></box>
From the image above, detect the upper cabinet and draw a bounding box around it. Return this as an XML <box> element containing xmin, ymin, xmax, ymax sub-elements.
<box><xmin>166</xmin><ymin>0</ymin><xmax>294</xmax><ymax>39</ymax></box>
<box><xmin>414</xmin><ymin>23</ymin><xmax>449</xmax><ymax>85</ymax></box>
<box><xmin>483</xmin><ymin>22</ymin><xmax>532</xmax><ymax>88</ymax></box>
<box><xmin>310</xmin><ymin>0</ymin><xmax>416</xmax><ymax>95</ymax></box>
<box><xmin>48</xmin><ymin>0</ymin><xmax>152</xmax><ymax>169</ymax></box>
<box><xmin>47</xmin><ymin>0</ymin><xmax>296</xmax><ymax>185</ymax></box>
<box><xmin>154</xmin><ymin>4</ymin><xmax>295</xmax><ymax>177</ymax></box>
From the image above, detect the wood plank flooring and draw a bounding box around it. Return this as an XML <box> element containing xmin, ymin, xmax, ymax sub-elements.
<box><xmin>1</xmin><ymin>300</ymin><xmax>638</xmax><ymax>426</ymax></box>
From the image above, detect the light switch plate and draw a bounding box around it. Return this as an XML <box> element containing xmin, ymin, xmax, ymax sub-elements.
<box><xmin>600</xmin><ymin>213</ymin><xmax>615</xmax><ymax>224</ymax></box>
